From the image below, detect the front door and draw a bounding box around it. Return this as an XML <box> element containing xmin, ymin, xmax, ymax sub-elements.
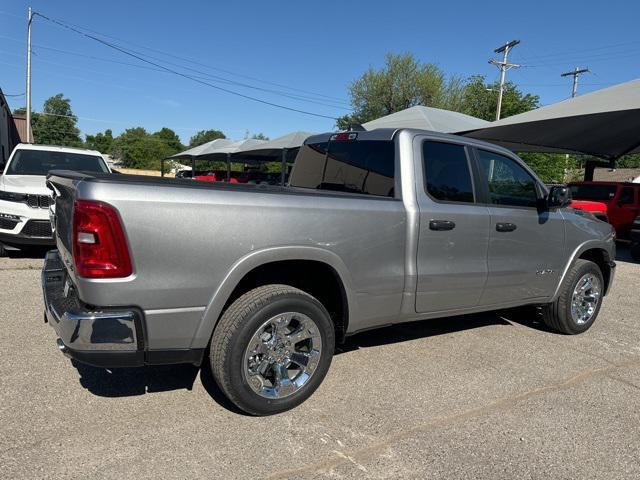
<box><xmin>610</xmin><ymin>186</ymin><xmax>639</xmax><ymax>238</ymax></box>
<box><xmin>474</xmin><ymin>148</ymin><xmax>565</xmax><ymax>305</ymax></box>
<box><xmin>415</xmin><ymin>139</ymin><xmax>490</xmax><ymax>313</ymax></box>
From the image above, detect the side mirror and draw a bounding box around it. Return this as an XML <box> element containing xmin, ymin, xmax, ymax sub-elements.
<box><xmin>547</xmin><ymin>185</ymin><xmax>571</xmax><ymax>209</ymax></box>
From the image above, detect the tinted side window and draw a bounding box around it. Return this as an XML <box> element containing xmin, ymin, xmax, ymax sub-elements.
<box><xmin>478</xmin><ymin>150</ymin><xmax>539</xmax><ymax>208</ymax></box>
<box><xmin>619</xmin><ymin>187</ymin><xmax>635</xmax><ymax>205</ymax></box>
<box><xmin>423</xmin><ymin>141</ymin><xmax>474</xmax><ymax>203</ymax></box>
<box><xmin>289</xmin><ymin>140</ymin><xmax>395</xmax><ymax>197</ymax></box>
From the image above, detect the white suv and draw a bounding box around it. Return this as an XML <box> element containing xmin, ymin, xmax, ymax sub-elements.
<box><xmin>0</xmin><ymin>144</ymin><xmax>111</xmax><ymax>255</ymax></box>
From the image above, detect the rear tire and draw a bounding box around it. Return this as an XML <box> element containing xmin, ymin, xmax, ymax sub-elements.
<box><xmin>631</xmin><ymin>243</ymin><xmax>640</xmax><ymax>262</ymax></box>
<box><xmin>210</xmin><ymin>284</ymin><xmax>334</xmax><ymax>415</ymax></box>
<box><xmin>541</xmin><ymin>259</ymin><xmax>604</xmax><ymax>334</ymax></box>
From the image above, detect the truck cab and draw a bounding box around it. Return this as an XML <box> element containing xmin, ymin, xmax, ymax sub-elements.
<box><xmin>0</xmin><ymin>143</ymin><xmax>110</xmax><ymax>255</ymax></box>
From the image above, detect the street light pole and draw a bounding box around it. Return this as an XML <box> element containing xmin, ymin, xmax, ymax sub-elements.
<box><xmin>489</xmin><ymin>40</ymin><xmax>520</xmax><ymax>121</ymax></box>
<box><xmin>25</xmin><ymin>6</ymin><xmax>33</xmax><ymax>143</ymax></box>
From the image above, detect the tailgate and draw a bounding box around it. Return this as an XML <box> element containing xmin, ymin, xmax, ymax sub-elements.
<box><xmin>46</xmin><ymin>172</ymin><xmax>85</xmax><ymax>270</ymax></box>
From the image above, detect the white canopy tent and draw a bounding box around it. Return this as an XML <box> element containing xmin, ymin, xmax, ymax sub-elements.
<box><xmin>363</xmin><ymin>105</ymin><xmax>490</xmax><ymax>133</ymax></box>
<box><xmin>164</xmin><ymin>138</ymin><xmax>268</xmax><ymax>178</ymax></box>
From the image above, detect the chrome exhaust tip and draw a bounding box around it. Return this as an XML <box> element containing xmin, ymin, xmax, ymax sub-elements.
<box><xmin>56</xmin><ymin>338</ymin><xmax>67</xmax><ymax>353</ymax></box>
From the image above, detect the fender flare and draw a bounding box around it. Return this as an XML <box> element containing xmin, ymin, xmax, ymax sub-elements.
<box><xmin>190</xmin><ymin>246</ymin><xmax>356</xmax><ymax>349</ymax></box>
<box><xmin>551</xmin><ymin>240</ymin><xmax>613</xmax><ymax>301</ymax></box>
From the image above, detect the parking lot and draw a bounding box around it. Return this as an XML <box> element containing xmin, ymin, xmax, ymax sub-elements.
<box><xmin>0</xmin><ymin>248</ymin><xmax>638</xmax><ymax>479</ymax></box>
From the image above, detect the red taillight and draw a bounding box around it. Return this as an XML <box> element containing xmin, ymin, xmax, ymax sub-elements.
<box><xmin>72</xmin><ymin>200</ymin><xmax>132</xmax><ymax>278</ymax></box>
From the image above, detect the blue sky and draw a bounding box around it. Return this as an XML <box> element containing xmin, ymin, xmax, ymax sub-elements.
<box><xmin>1</xmin><ymin>0</ymin><xmax>639</xmax><ymax>143</ymax></box>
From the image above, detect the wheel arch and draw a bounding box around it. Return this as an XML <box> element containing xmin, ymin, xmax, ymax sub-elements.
<box><xmin>191</xmin><ymin>246</ymin><xmax>355</xmax><ymax>349</ymax></box>
<box><xmin>552</xmin><ymin>241</ymin><xmax>614</xmax><ymax>301</ymax></box>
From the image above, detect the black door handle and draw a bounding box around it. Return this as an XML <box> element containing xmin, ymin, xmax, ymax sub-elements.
<box><xmin>429</xmin><ymin>219</ymin><xmax>456</xmax><ymax>231</ymax></box>
<box><xmin>496</xmin><ymin>222</ymin><xmax>517</xmax><ymax>232</ymax></box>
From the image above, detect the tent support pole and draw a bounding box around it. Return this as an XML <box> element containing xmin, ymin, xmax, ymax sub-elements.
<box><xmin>226</xmin><ymin>153</ymin><xmax>231</xmax><ymax>181</ymax></box>
<box><xmin>161</xmin><ymin>158</ymin><xmax>165</xmax><ymax>177</ymax></box>
<box><xmin>191</xmin><ymin>157</ymin><xmax>195</xmax><ymax>180</ymax></box>
<box><xmin>281</xmin><ymin>148</ymin><xmax>287</xmax><ymax>186</ymax></box>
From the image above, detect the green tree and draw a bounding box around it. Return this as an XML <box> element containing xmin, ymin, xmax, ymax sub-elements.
<box><xmin>153</xmin><ymin>127</ymin><xmax>183</xmax><ymax>154</ymax></box>
<box><xmin>112</xmin><ymin>127</ymin><xmax>182</xmax><ymax>170</ymax></box>
<box><xmin>188</xmin><ymin>129</ymin><xmax>226</xmax><ymax>148</ymax></box>
<box><xmin>337</xmin><ymin>53</ymin><xmax>466</xmax><ymax>129</ymax></box>
<box><xmin>460</xmin><ymin>75</ymin><xmax>540</xmax><ymax>121</ymax></box>
<box><xmin>31</xmin><ymin>93</ymin><xmax>83</xmax><ymax>147</ymax></box>
<box><xmin>520</xmin><ymin>152</ymin><xmax>570</xmax><ymax>183</ymax></box>
<box><xmin>85</xmin><ymin>129</ymin><xmax>114</xmax><ymax>154</ymax></box>
<box><xmin>251</xmin><ymin>133</ymin><xmax>269</xmax><ymax>140</ymax></box>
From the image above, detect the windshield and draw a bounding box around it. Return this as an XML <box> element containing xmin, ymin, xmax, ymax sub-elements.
<box><xmin>6</xmin><ymin>149</ymin><xmax>109</xmax><ymax>176</ymax></box>
<box><xmin>569</xmin><ymin>184</ymin><xmax>617</xmax><ymax>201</ymax></box>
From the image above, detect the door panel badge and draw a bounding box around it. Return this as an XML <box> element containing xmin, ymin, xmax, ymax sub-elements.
<box><xmin>536</xmin><ymin>268</ymin><xmax>554</xmax><ymax>276</ymax></box>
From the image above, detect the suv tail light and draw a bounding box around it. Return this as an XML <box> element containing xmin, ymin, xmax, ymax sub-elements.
<box><xmin>73</xmin><ymin>200</ymin><xmax>132</xmax><ymax>278</ymax></box>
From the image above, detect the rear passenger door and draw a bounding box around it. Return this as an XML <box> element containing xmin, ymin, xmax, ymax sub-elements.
<box><xmin>474</xmin><ymin>149</ymin><xmax>565</xmax><ymax>305</ymax></box>
<box><xmin>415</xmin><ymin>139</ymin><xmax>491</xmax><ymax>313</ymax></box>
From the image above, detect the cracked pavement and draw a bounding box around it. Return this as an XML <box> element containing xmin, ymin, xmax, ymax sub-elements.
<box><xmin>1</xmin><ymin>247</ymin><xmax>639</xmax><ymax>479</ymax></box>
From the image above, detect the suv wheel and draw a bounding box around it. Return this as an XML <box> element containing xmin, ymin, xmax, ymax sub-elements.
<box><xmin>541</xmin><ymin>259</ymin><xmax>604</xmax><ymax>334</ymax></box>
<box><xmin>210</xmin><ymin>284</ymin><xmax>334</xmax><ymax>415</ymax></box>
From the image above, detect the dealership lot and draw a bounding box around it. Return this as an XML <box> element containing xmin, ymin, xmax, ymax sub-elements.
<box><xmin>1</xmin><ymin>249</ymin><xmax>639</xmax><ymax>479</ymax></box>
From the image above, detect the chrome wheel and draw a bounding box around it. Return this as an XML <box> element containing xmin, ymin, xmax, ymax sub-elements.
<box><xmin>243</xmin><ymin>312</ymin><xmax>322</xmax><ymax>399</ymax></box>
<box><xmin>571</xmin><ymin>273</ymin><xmax>601</xmax><ymax>325</ymax></box>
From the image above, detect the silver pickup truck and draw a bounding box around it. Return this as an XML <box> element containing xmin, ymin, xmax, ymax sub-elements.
<box><xmin>42</xmin><ymin>128</ymin><xmax>616</xmax><ymax>415</ymax></box>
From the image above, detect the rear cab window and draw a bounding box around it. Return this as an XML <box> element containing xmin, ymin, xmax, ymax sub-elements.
<box><xmin>422</xmin><ymin>141</ymin><xmax>475</xmax><ymax>203</ymax></box>
<box><xmin>289</xmin><ymin>138</ymin><xmax>395</xmax><ymax>198</ymax></box>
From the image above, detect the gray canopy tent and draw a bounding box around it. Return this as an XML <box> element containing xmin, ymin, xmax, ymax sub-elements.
<box><xmin>462</xmin><ymin>79</ymin><xmax>640</xmax><ymax>179</ymax></box>
<box><xmin>363</xmin><ymin>105</ymin><xmax>490</xmax><ymax>133</ymax></box>
<box><xmin>233</xmin><ymin>131</ymin><xmax>315</xmax><ymax>184</ymax></box>
<box><xmin>163</xmin><ymin>138</ymin><xmax>267</xmax><ymax>179</ymax></box>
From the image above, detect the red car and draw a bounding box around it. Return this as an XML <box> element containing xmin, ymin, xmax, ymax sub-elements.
<box><xmin>194</xmin><ymin>171</ymin><xmax>238</xmax><ymax>183</ymax></box>
<box><xmin>569</xmin><ymin>181</ymin><xmax>640</xmax><ymax>238</ymax></box>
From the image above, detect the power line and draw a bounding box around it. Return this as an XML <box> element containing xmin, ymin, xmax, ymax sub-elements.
<box><xmin>33</xmin><ymin>11</ymin><xmax>339</xmax><ymax>120</ymax></box>
<box><xmin>0</xmin><ymin>36</ymin><xmax>350</xmax><ymax>109</ymax></box>
<box><xmin>51</xmin><ymin>16</ymin><xmax>349</xmax><ymax>104</ymax></box>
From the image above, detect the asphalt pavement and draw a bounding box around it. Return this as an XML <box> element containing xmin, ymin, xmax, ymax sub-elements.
<box><xmin>1</xmin><ymin>247</ymin><xmax>639</xmax><ymax>479</ymax></box>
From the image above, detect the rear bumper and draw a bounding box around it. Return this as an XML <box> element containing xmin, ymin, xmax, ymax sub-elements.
<box><xmin>41</xmin><ymin>250</ymin><xmax>204</xmax><ymax>368</ymax></box>
<box><xmin>42</xmin><ymin>250</ymin><xmax>144</xmax><ymax>367</ymax></box>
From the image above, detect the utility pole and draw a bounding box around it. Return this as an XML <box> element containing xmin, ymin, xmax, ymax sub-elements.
<box><xmin>560</xmin><ymin>67</ymin><xmax>590</xmax><ymax>182</ymax></box>
<box><xmin>489</xmin><ymin>40</ymin><xmax>520</xmax><ymax>120</ymax></box>
<box><xmin>561</xmin><ymin>67</ymin><xmax>589</xmax><ymax>98</ymax></box>
<box><xmin>25</xmin><ymin>6</ymin><xmax>33</xmax><ymax>143</ymax></box>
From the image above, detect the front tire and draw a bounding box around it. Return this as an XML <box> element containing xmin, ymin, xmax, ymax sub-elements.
<box><xmin>210</xmin><ymin>285</ymin><xmax>335</xmax><ymax>415</ymax></box>
<box><xmin>541</xmin><ymin>259</ymin><xmax>604</xmax><ymax>334</ymax></box>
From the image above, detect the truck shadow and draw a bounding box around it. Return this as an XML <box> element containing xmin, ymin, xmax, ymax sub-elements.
<box><xmin>336</xmin><ymin>312</ymin><xmax>513</xmax><ymax>354</ymax></box>
<box><xmin>71</xmin><ymin>311</ymin><xmax>519</xmax><ymax>412</ymax></box>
